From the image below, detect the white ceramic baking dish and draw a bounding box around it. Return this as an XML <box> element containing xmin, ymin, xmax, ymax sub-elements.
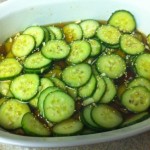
<box><xmin>0</xmin><ymin>0</ymin><xmax>150</xmax><ymax>147</ymax></box>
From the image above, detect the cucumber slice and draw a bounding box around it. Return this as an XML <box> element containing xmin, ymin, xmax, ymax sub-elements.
<box><xmin>44</xmin><ymin>91</ymin><xmax>75</xmax><ymax>122</ymax></box>
<box><xmin>0</xmin><ymin>99</ymin><xmax>30</xmax><ymax>129</ymax></box>
<box><xmin>38</xmin><ymin>86</ymin><xmax>60</xmax><ymax>116</ymax></box>
<box><xmin>24</xmin><ymin>65</ymin><xmax>50</xmax><ymax>74</ymax></box>
<box><xmin>91</xmin><ymin>104</ymin><xmax>123</xmax><ymax>129</ymax></box>
<box><xmin>80</xmin><ymin>19</ymin><xmax>100</xmax><ymax>38</ymax></box>
<box><xmin>40</xmin><ymin>77</ymin><xmax>54</xmax><ymax>89</ymax></box>
<box><xmin>88</xmin><ymin>39</ymin><xmax>102</xmax><ymax>57</ymax></box>
<box><xmin>22</xmin><ymin>112</ymin><xmax>51</xmax><ymax>136</ymax></box>
<box><xmin>67</xmin><ymin>40</ymin><xmax>91</xmax><ymax>64</ymax></box>
<box><xmin>42</xmin><ymin>27</ymin><xmax>50</xmax><ymax>42</ymax></box>
<box><xmin>29</xmin><ymin>77</ymin><xmax>54</xmax><ymax>108</ymax></box>
<box><xmin>104</xmin><ymin>43</ymin><xmax>119</xmax><ymax>49</ymax></box>
<box><xmin>83</xmin><ymin>75</ymin><xmax>106</xmax><ymax>106</ymax></box>
<box><xmin>80</xmin><ymin>105</ymin><xmax>100</xmax><ymax>130</ymax></box>
<box><xmin>134</xmin><ymin>54</ymin><xmax>150</xmax><ymax>80</ymax></box>
<box><xmin>121</xmin><ymin>86</ymin><xmax>150</xmax><ymax>113</ymax></box>
<box><xmin>50</xmin><ymin>77</ymin><xmax>66</xmax><ymax>91</ymax></box>
<box><xmin>120</xmin><ymin>34</ymin><xmax>145</xmax><ymax>55</ymax></box>
<box><xmin>53</xmin><ymin>119</ymin><xmax>83</xmax><ymax>136</ymax></box>
<box><xmin>96</xmin><ymin>54</ymin><xmax>126</xmax><ymax>79</ymax></box>
<box><xmin>0</xmin><ymin>98</ymin><xmax>7</xmax><ymax>106</ymax></box>
<box><xmin>10</xmin><ymin>74</ymin><xmax>39</xmax><ymax>101</ymax></box>
<box><xmin>23</xmin><ymin>26</ymin><xmax>44</xmax><ymax>47</ymax></box>
<box><xmin>41</xmin><ymin>40</ymin><xmax>70</xmax><ymax>59</ymax></box>
<box><xmin>66</xmin><ymin>86</ymin><xmax>78</xmax><ymax>99</ymax></box>
<box><xmin>0</xmin><ymin>58</ymin><xmax>22</xmax><ymax>80</ymax></box>
<box><xmin>108</xmin><ymin>10</ymin><xmax>136</xmax><ymax>33</ymax></box>
<box><xmin>29</xmin><ymin>94</ymin><xmax>39</xmax><ymax>108</ymax></box>
<box><xmin>47</xmin><ymin>26</ymin><xmax>63</xmax><ymax>40</ymax></box>
<box><xmin>24</xmin><ymin>51</ymin><xmax>52</xmax><ymax>69</ymax></box>
<box><xmin>0</xmin><ymin>80</ymin><xmax>13</xmax><ymax>97</ymax></box>
<box><xmin>121</xmin><ymin>112</ymin><xmax>150</xmax><ymax>128</ymax></box>
<box><xmin>92</xmin><ymin>65</ymin><xmax>99</xmax><ymax>76</ymax></box>
<box><xmin>48</xmin><ymin>30</ymin><xmax>56</xmax><ymax>40</ymax></box>
<box><xmin>63</xmin><ymin>23</ymin><xmax>82</xmax><ymax>43</ymax></box>
<box><xmin>147</xmin><ymin>34</ymin><xmax>150</xmax><ymax>46</ymax></box>
<box><xmin>12</xmin><ymin>34</ymin><xmax>35</xmax><ymax>57</ymax></box>
<box><xmin>78</xmin><ymin>75</ymin><xmax>96</xmax><ymax>98</ymax></box>
<box><xmin>128</xmin><ymin>77</ymin><xmax>150</xmax><ymax>91</ymax></box>
<box><xmin>44</xmin><ymin>67</ymin><xmax>62</xmax><ymax>79</ymax></box>
<box><xmin>100</xmin><ymin>77</ymin><xmax>116</xmax><ymax>103</ymax></box>
<box><xmin>97</xmin><ymin>25</ymin><xmax>121</xmax><ymax>45</ymax></box>
<box><xmin>62</xmin><ymin>63</ymin><xmax>92</xmax><ymax>88</ymax></box>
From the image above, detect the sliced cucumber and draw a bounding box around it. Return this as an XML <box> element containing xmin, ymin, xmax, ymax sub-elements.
<box><xmin>63</xmin><ymin>23</ymin><xmax>82</xmax><ymax>43</ymax></box>
<box><xmin>24</xmin><ymin>51</ymin><xmax>52</xmax><ymax>69</ymax></box>
<box><xmin>120</xmin><ymin>34</ymin><xmax>145</xmax><ymax>55</ymax></box>
<box><xmin>66</xmin><ymin>86</ymin><xmax>78</xmax><ymax>99</ymax></box>
<box><xmin>97</xmin><ymin>25</ymin><xmax>121</xmax><ymax>45</ymax></box>
<box><xmin>40</xmin><ymin>77</ymin><xmax>54</xmax><ymax>89</ymax></box>
<box><xmin>80</xmin><ymin>19</ymin><xmax>100</xmax><ymax>38</ymax></box>
<box><xmin>44</xmin><ymin>91</ymin><xmax>75</xmax><ymax>122</ymax></box>
<box><xmin>128</xmin><ymin>77</ymin><xmax>150</xmax><ymax>91</ymax></box>
<box><xmin>47</xmin><ymin>26</ymin><xmax>63</xmax><ymax>40</ymax></box>
<box><xmin>42</xmin><ymin>27</ymin><xmax>50</xmax><ymax>42</ymax></box>
<box><xmin>0</xmin><ymin>99</ymin><xmax>30</xmax><ymax>129</ymax></box>
<box><xmin>29</xmin><ymin>77</ymin><xmax>54</xmax><ymax>108</ymax></box>
<box><xmin>10</xmin><ymin>74</ymin><xmax>39</xmax><ymax>101</ymax></box>
<box><xmin>53</xmin><ymin>119</ymin><xmax>83</xmax><ymax>136</ymax></box>
<box><xmin>91</xmin><ymin>104</ymin><xmax>123</xmax><ymax>129</ymax></box>
<box><xmin>147</xmin><ymin>34</ymin><xmax>150</xmax><ymax>46</ymax></box>
<box><xmin>22</xmin><ymin>112</ymin><xmax>50</xmax><ymax>136</ymax></box>
<box><xmin>134</xmin><ymin>53</ymin><xmax>150</xmax><ymax>80</ymax></box>
<box><xmin>0</xmin><ymin>58</ymin><xmax>22</xmax><ymax>80</ymax></box>
<box><xmin>38</xmin><ymin>86</ymin><xmax>60</xmax><ymax>116</ymax></box>
<box><xmin>83</xmin><ymin>75</ymin><xmax>106</xmax><ymax>106</ymax></box>
<box><xmin>120</xmin><ymin>112</ymin><xmax>150</xmax><ymax>128</ymax></box>
<box><xmin>48</xmin><ymin>30</ymin><xmax>56</xmax><ymax>40</ymax></box>
<box><xmin>106</xmin><ymin>43</ymin><xmax>120</xmax><ymax>49</ymax></box>
<box><xmin>41</xmin><ymin>40</ymin><xmax>70</xmax><ymax>59</ymax></box>
<box><xmin>44</xmin><ymin>67</ymin><xmax>62</xmax><ymax>79</ymax></box>
<box><xmin>50</xmin><ymin>77</ymin><xmax>66</xmax><ymax>91</ymax></box>
<box><xmin>100</xmin><ymin>77</ymin><xmax>116</xmax><ymax>103</ymax></box>
<box><xmin>88</xmin><ymin>39</ymin><xmax>102</xmax><ymax>57</ymax></box>
<box><xmin>12</xmin><ymin>34</ymin><xmax>35</xmax><ymax>57</ymax></box>
<box><xmin>96</xmin><ymin>54</ymin><xmax>126</xmax><ymax>79</ymax></box>
<box><xmin>23</xmin><ymin>65</ymin><xmax>49</xmax><ymax>74</ymax></box>
<box><xmin>78</xmin><ymin>75</ymin><xmax>96</xmax><ymax>98</ymax></box>
<box><xmin>80</xmin><ymin>105</ymin><xmax>100</xmax><ymax>130</ymax></box>
<box><xmin>0</xmin><ymin>80</ymin><xmax>13</xmax><ymax>97</ymax></box>
<box><xmin>121</xmin><ymin>86</ymin><xmax>150</xmax><ymax>113</ymax></box>
<box><xmin>0</xmin><ymin>98</ymin><xmax>7</xmax><ymax>106</ymax></box>
<box><xmin>108</xmin><ymin>10</ymin><xmax>136</xmax><ymax>33</ymax></box>
<box><xmin>23</xmin><ymin>26</ymin><xmax>44</xmax><ymax>47</ymax></box>
<box><xmin>62</xmin><ymin>63</ymin><xmax>92</xmax><ymax>88</ymax></box>
<box><xmin>67</xmin><ymin>40</ymin><xmax>91</xmax><ymax>64</ymax></box>
<box><xmin>29</xmin><ymin>94</ymin><xmax>39</xmax><ymax>108</ymax></box>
